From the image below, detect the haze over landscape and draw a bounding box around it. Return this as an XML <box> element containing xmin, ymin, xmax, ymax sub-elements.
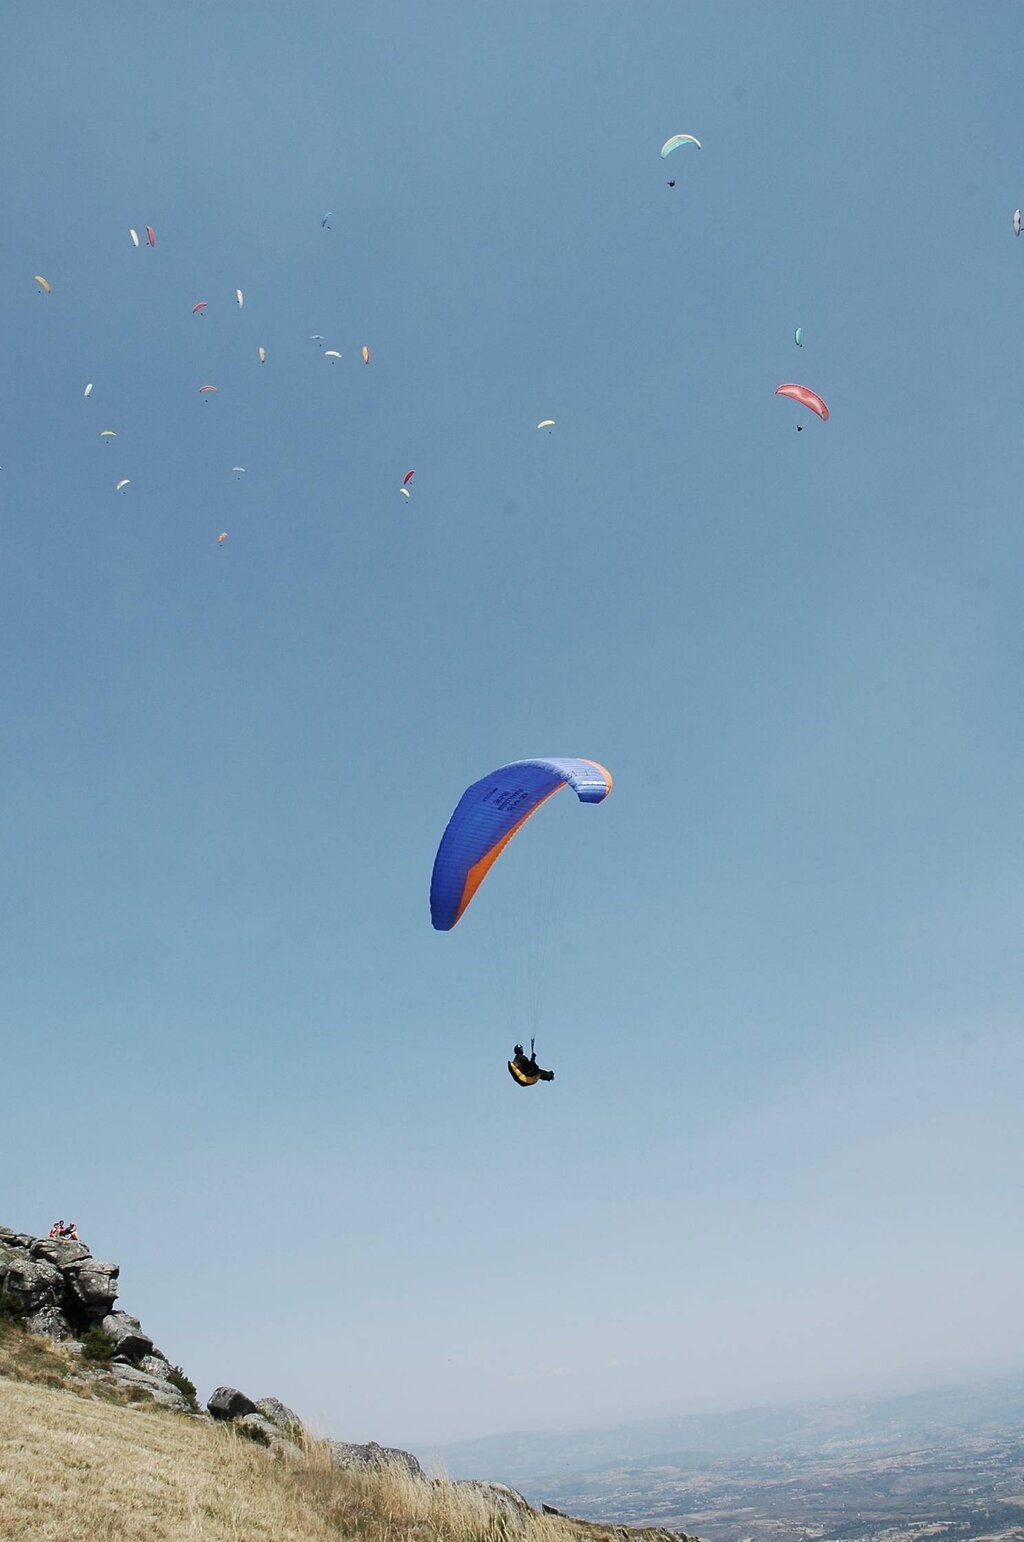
<box><xmin>2</xmin><ymin>4</ymin><xmax>1022</xmax><ymax>1518</ymax></box>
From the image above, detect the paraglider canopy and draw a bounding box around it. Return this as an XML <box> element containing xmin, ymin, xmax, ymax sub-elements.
<box><xmin>35</xmin><ymin>275</ymin><xmax>51</xmax><ymax>293</ymax></box>
<box><xmin>146</xmin><ymin>226</ymin><xmax>156</xmax><ymax>247</ymax></box>
<box><xmin>660</xmin><ymin>134</ymin><xmax>701</xmax><ymax>157</ymax></box>
<box><xmin>403</xmin><ymin>470</ymin><xmax>415</xmax><ymax>486</ymax></box>
<box><xmin>537</xmin><ymin>420</ymin><xmax>556</xmax><ymax>431</ymax></box>
<box><xmin>430</xmin><ymin>757</ymin><xmax>612</xmax><ymax>931</ymax></box>
<box><xmin>192</xmin><ymin>302</ymin><xmax>207</xmax><ymax>315</ymax></box>
<box><xmin>321</xmin><ymin>212</ymin><xmax>332</xmax><ymax>229</ymax></box>
<box><xmin>775</xmin><ymin>382</ymin><xmax>829</xmax><ymax>421</ymax></box>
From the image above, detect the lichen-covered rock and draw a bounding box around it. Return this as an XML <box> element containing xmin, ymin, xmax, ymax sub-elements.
<box><xmin>101</xmin><ymin>1311</ymin><xmax>154</xmax><ymax>1361</ymax></box>
<box><xmin>101</xmin><ymin>1361</ymin><xmax>195</xmax><ymax>1413</ymax></box>
<box><xmin>66</xmin><ymin>1258</ymin><xmax>119</xmax><ymax>1314</ymax></box>
<box><xmin>208</xmin><ymin>1385</ymin><xmax>258</xmax><ymax>1421</ymax></box>
<box><xmin>255</xmin><ymin>1397</ymin><xmax>304</xmax><ymax>1434</ymax></box>
<box><xmin>29</xmin><ymin>1239</ymin><xmax>91</xmax><ymax>1269</ymax></box>
<box><xmin>237</xmin><ymin>1412</ymin><xmax>282</xmax><ymax>1447</ymax></box>
<box><xmin>329</xmin><ymin>1439</ymin><xmax>422</xmax><ymax>1477</ymax></box>
<box><xmin>0</xmin><ymin>1250</ymin><xmax>62</xmax><ymax>1310</ymax></box>
<box><xmin>455</xmin><ymin>1479</ymin><xmax>534</xmax><ymax>1529</ymax></box>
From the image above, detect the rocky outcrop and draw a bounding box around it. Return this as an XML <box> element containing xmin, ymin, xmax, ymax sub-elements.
<box><xmin>0</xmin><ymin>1225</ymin><xmax>193</xmax><ymax>1415</ymax></box>
<box><xmin>0</xmin><ymin>1227</ymin><xmax>119</xmax><ymax>1339</ymax></box>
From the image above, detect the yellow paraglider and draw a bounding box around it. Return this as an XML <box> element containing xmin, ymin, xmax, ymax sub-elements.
<box><xmin>362</xmin><ymin>346</ymin><xmax>370</xmax><ymax>364</ymax></box>
<box><xmin>35</xmin><ymin>276</ymin><xmax>51</xmax><ymax>294</ymax></box>
<box><xmin>99</xmin><ymin>430</ymin><xmax>117</xmax><ymax>439</ymax></box>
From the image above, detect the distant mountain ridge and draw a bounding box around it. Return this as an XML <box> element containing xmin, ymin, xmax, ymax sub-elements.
<box><xmin>433</xmin><ymin>1373</ymin><xmax>1024</xmax><ymax>1492</ymax></box>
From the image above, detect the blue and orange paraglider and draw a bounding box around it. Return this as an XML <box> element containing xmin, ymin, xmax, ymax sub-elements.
<box><xmin>430</xmin><ymin>757</ymin><xmax>612</xmax><ymax>932</ymax></box>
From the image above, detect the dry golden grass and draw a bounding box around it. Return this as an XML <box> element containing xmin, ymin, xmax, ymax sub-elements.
<box><xmin>0</xmin><ymin>1324</ymin><xmax>692</xmax><ymax>1541</ymax></box>
<box><xmin>0</xmin><ymin>1365</ymin><xmax>591</xmax><ymax>1542</ymax></box>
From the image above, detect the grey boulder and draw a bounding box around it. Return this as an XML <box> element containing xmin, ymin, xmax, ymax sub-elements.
<box><xmin>329</xmin><ymin>1440</ymin><xmax>422</xmax><ymax>1478</ymax></box>
<box><xmin>208</xmin><ymin>1386</ymin><xmax>258</xmax><ymax>1421</ymax></box>
<box><xmin>101</xmin><ymin>1312</ymin><xmax>154</xmax><ymax>1361</ymax></box>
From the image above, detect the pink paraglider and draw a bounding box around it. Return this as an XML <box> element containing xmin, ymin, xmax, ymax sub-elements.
<box><xmin>775</xmin><ymin>383</ymin><xmax>829</xmax><ymax>421</ymax></box>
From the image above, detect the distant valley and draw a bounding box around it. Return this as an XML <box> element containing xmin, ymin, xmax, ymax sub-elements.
<box><xmin>434</xmin><ymin>1375</ymin><xmax>1024</xmax><ymax>1542</ymax></box>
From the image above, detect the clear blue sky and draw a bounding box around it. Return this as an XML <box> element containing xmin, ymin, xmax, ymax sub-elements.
<box><xmin>2</xmin><ymin>2</ymin><xmax>1023</xmax><ymax>1449</ymax></box>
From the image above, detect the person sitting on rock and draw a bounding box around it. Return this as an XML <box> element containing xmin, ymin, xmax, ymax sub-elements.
<box><xmin>49</xmin><ymin>1220</ymin><xmax>64</xmax><ymax>1240</ymax></box>
<box><xmin>64</xmin><ymin>1221</ymin><xmax>79</xmax><ymax>1241</ymax></box>
<box><xmin>508</xmin><ymin>1040</ymin><xmax>555</xmax><ymax>1087</ymax></box>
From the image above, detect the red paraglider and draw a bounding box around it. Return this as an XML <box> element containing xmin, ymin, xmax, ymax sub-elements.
<box><xmin>775</xmin><ymin>383</ymin><xmax>829</xmax><ymax>421</ymax></box>
<box><xmin>192</xmin><ymin>302</ymin><xmax>208</xmax><ymax>315</ymax></box>
<box><xmin>403</xmin><ymin>470</ymin><xmax>415</xmax><ymax>486</ymax></box>
<box><xmin>146</xmin><ymin>226</ymin><xmax>156</xmax><ymax>247</ymax></box>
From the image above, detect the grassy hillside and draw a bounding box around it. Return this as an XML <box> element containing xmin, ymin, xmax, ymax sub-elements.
<box><xmin>0</xmin><ymin>1328</ymin><xmax>692</xmax><ymax>1541</ymax></box>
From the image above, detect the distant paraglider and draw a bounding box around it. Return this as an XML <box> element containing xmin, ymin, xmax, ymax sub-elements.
<box><xmin>35</xmin><ymin>275</ymin><xmax>51</xmax><ymax>294</ymax></box>
<box><xmin>146</xmin><ymin>226</ymin><xmax>156</xmax><ymax>247</ymax></box>
<box><xmin>362</xmin><ymin>346</ymin><xmax>370</xmax><ymax>364</ymax></box>
<box><xmin>399</xmin><ymin>487</ymin><xmax>411</xmax><ymax>499</ymax></box>
<box><xmin>660</xmin><ymin>134</ymin><xmax>701</xmax><ymax>157</ymax></box>
<box><xmin>537</xmin><ymin>420</ymin><xmax>555</xmax><ymax>432</ymax></box>
<box><xmin>115</xmin><ymin>480</ymin><xmax>130</xmax><ymax>493</ymax></box>
<box><xmin>794</xmin><ymin>327</ymin><xmax>803</xmax><ymax>347</ymax></box>
<box><xmin>236</xmin><ymin>289</ymin><xmax>244</xmax><ymax>307</ymax></box>
<box><xmin>321</xmin><ymin>212</ymin><xmax>332</xmax><ymax>230</ymax></box>
<box><xmin>217</xmin><ymin>532</ymin><xmax>228</xmax><ymax>545</ymax></box>
<box><xmin>99</xmin><ymin>430</ymin><xmax>117</xmax><ymax>439</ymax></box>
<box><xmin>324</xmin><ymin>350</ymin><xmax>341</xmax><ymax>360</ymax></box>
<box><xmin>198</xmin><ymin>384</ymin><xmax>218</xmax><ymax>395</ymax></box>
<box><xmin>192</xmin><ymin>302</ymin><xmax>207</xmax><ymax>315</ymax></box>
<box><xmin>232</xmin><ymin>466</ymin><xmax>246</xmax><ymax>477</ymax></box>
<box><xmin>1015</xmin><ymin>209</ymin><xmax>1022</xmax><ymax>237</ymax></box>
<box><xmin>258</xmin><ymin>346</ymin><xmax>266</xmax><ymax>363</ymax></box>
<box><xmin>83</xmin><ymin>383</ymin><xmax>93</xmax><ymax>399</ymax></box>
<box><xmin>129</xmin><ymin>228</ymin><xmax>140</xmax><ymax>249</ymax></box>
<box><xmin>403</xmin><ymin>470</ymin><xmax>415</xmax><ymax>486</ymax></box>
<box><xmin>775</xmin><ymin>383</ymin><xmax>829</xmax><ymax>422</ymax></box>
